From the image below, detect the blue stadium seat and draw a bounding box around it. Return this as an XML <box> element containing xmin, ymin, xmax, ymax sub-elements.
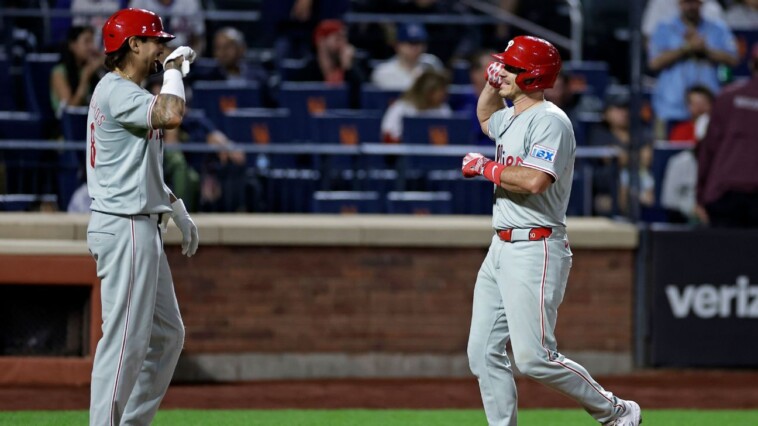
<box><xmin>311</xmin><ymin>190</ymin><xmax>382</xmax><ymax>214</ymax></box>
<box><xmin>360</xmin><ymin>84</ymin><xmax>402</xmax><ymax>112</ymax></box>
<box><xmin>401</xmin><ymin>114</ymin><xmax>472</xmax><ymax>172</ymax></box>
<box><xmin>574</xmin><ymin>111</ymin><xmax>603</xmax><ymax>146</ymax></box>
<box><xmin>647</xmin><ymin>142</ymin><xmax>688</xmax><ymax>222</ymax></box>
<box><xmin>451</xmin><ymin>60</ymin><xmax>470</xmax><ymax>85</ymax></box>
<box><xmin>263</xmin><ymin>169</ymin><xmax>321</xmax><ymax>213</ymax></box>
<box><xmin>427</xmin><ymin>170</ymin><xmax>493</xmax><ymax>215</ymax></box>
<box><xmin>563</xmin><ymin>61</ymin><xmax>609</xmax><ymax>99</ymax></box>
<box><xmin>190</xmin><ymin>57</ymin><xmax>221</xmax><ymax>78</ymax></box>
<box><xmin>311</xmin><ymin>109</ymin><xmax>383</xmax><ymax>183</ymax></box>
<box><xmin>732</xmin><ymin>30</ymin><xmax>758</xmax><ymax>79</ymax></box>
<box><xmin>59</xmin><ymin>106</ymin><xmax>89</xmax><ymax>210</ymax></box>
<box><xmin>278</xmin><ymin>82</ymin><xmax>350</xmax><ymax>141</ymax></box>
<box><xmin>279</xmin><ymin>57</ymin><xmax>309</xmax><ymax>81</ymax></box>
<box><xmin>222</xmin><ymin>108</ymin><xmax>302</xmax><ymax>169</ymax></box>
<box><xmin>23</xmin><ymin>53</ymin><xmax>61</xmax><ymax>127</ymax></box>
<box><xmin>0</xmin><ymin>112</ymin><xmax>54</xmax><ymax>210</ymax></box>
<box><xmin>386</xmin><ymin>191</ymin><xmax>453</xmax><ymax>215</ymax></box>
<box><xmin>447</xmin><ymin>84</ymin><xmax>477</xmax><ymax>112</ymax></box>
<box><xmin>191</xmin><ymin>80</ymin><xmax>262</xmax><ymax>128</ymax></box>
<box><xmin>566</xmin><ymin>163</ymin><xmax>594</xmax><ymax>216</ymax></box>
<box><xmin>0</xmin><ymin>52</ymin><xmax>13</xmax><ymax>110</ymax></box>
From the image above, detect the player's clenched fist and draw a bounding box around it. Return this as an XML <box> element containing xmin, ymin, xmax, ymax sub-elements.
<box><xmin>485</xmin><ymin>62</ymin><xmax>504</xmax><ymax>89</ymax></box>
<box><xmin>163</xmin><ymin>46</ymin><xmax>196</xmax><ymax>77</ymax></box>
<box><xmin>462</xmin><ymin>152</ymin><xmax>503</xmax><ymax>186</ymax></box>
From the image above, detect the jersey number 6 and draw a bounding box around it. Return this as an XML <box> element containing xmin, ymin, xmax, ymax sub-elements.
<box><xmin>89</xmin><ymin>122</ymin><xmax>96</xmax><ymax>168</ymax></box>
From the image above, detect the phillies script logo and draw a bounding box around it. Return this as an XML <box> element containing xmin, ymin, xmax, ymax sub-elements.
<box><xmin>496</xmin><ymin>144</ymin><xmax>523</xmax><ymax>167</ymax></box>
<box><xmin>666</xmin><ymin>276</ymin><xmax>758</xmax><ymax>318</ymax></box>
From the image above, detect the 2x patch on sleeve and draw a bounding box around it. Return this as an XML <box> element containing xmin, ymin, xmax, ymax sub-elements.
<box><xmin>529</xmin><ymin>144</ymin><xmax>557</xmax><ymax>163</ymax></box>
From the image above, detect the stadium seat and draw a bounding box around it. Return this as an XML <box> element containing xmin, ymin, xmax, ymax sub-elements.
<box><xmin>648</xmin><ymin>142</ymin><xmax>688</xmax><ymax>222</ymax></box>
<box><xmin>191</xmin><ymin>80</ymin><xmax>262</xmax><ymax>128</ymax></box>
<box><xmin>278</xmin><ymin>82</ymin><xmax>350</xmax><ymax>141</ymax></box>
<box><xmin>263</xmin><ymin>169</ymin><xmax>321</xmax><ymax>213</ymax></box>
<box><xmin>427</xmin><ymin>170</ymin><xmax>493</xmax><ymax>215</ymax></box>
<box><xmin>401</xmin><ymin>114</ymin><xmax>472</xmax><ymax>172</ymax></box>
<box><xmin>360</xmin><ymin>84</ymin><xmax>402</xmax><ymax>112</ymax></box>
<box><xmin>447</xmin><ymin>84</ymin><xmax>477</xmax><ymax>112</ymax></box>
<box><xmin>732</xmin><ymin>30</ymin><xmax>758</xmax><ymax>79</ymax></box>
<box><xmin>451</xmin><ymin>59</ymin><xmax>470</xmax><ymax>85</ymax></box>
<box><xmin>563</xmin><ymin>61</ymin><xmax>609</xmax><ymax>99</ymax></box>
<box><xmin>311</xmin><ymin>109</ymin><xmax>383</xmax><ymax>185</ymax></box>
<box><xmin>0</xmin><ymin>111</ymin><xmax>54</xmax><ymax>210</ymax></box>
<box><xmin>222</xmin><ymin>108</ymin><xmax>302</xmax><ymax>169</ymax></box>
<box><xmin>385</xmin><ymin>191</ymin><xmax>453</xmax><ymax>215</ymax></box>
<box><xmin>574</xmin><ymin>111</ymin><xmax>603</xmax><ymax>146</ymax></box>
<box><xmin>566</xmin><ymin>163</ymin><xmax>594</xmax><ymax>216</ymax></box>
<box><xmin>59</xmin><ymin>106</ymin><xmax>89</xmax><ymax>210</ymax></box>
<box><xmin>311</xmin><ymin>190</ymin><xmax>382</xmax><ymax>214</ymax></box>
<box><xmin>279</xmin><ymin>57</ymin><xmax>309</xmax><ymax>81</ymax></box>
<box><xmin>23</xmin><ymin>53</ymin><xmax>61</xmax><ymax>128</ymax></box>
<box><xmin>0</xmin><ymin>52</ymin><xmax>13</xmax><ymax>110</ymax></box>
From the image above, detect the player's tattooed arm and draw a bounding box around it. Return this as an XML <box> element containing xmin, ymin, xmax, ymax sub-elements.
<box><xmin>151</xmin><ymin>94</ymin><xmax>185</xmax><ymax>130</ymax></box>
<box><xmin>151</xmin><ymin>58</ymin><xmax>186</xmax><ymax>129</ymax></box>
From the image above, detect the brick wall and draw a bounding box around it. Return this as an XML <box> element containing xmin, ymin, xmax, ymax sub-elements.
<box><xmin>169</xmin><ymin>246</ymin><xmax>634</xmax><ymax>355</ymax></box>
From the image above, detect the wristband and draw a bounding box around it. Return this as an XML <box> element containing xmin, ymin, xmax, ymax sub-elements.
<box><xmin>160</xmin><ymin>68</ymin><xmax>185</xmax><ymax>101</ymax></box>
<box><xmin>482</xmin><ymin>161</ymin><xmax>503</xmax><ymax>186</ymax></box>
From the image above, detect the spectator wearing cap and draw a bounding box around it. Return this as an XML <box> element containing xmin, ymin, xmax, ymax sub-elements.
<box><xmin>588</xmin><ymin>91</ymin><xmax>654</xmax><ymax>216</ymax></box>
<box><xmin>370</xmin><ymin>22</ymin><xmax>444</xmax><ymax>91</ymax></box>
<box><xmin>289</xmin><ymin>19</ymin><xmax>366</xmax><ymax>108</ymax></box>
<box><xmin>696</xmin><ymin>43</ymin><xmax>758</xmax><ymax>227</ymax></box>
<box><xmin>647</xmin><ymin>0</ymin><xmax>738</xmax><ymax>139</ymax></box>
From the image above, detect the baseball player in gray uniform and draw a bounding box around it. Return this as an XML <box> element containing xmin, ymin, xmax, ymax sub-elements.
<box><xmin>86</xmin><ymin>8</ymin><xmax>199</xmax><ymax>425</ymax></box>
<box><xmin>461</xmin><ymin>36</ymin><xmax>642</xmax><ymax>426</ymax></box>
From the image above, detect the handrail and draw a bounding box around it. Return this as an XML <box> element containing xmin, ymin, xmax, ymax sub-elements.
<box><xmin>0</xmin><ymin>140</ymin><xmax>620</xmax><ymax>159</ymax></box>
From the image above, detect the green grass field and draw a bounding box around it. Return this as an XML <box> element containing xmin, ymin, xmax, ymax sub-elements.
<box><xmin>2</xmin><ymin>409</ymin><xmax>758</xmax><ymax>426</ymax></box>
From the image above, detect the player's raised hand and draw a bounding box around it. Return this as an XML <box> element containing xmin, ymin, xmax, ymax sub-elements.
<box><xmin>462</xmin><ymin>152</ymin><xmax>503</xmax><ymax>186</ymax></box>
<box><xmin>170</xmin><ymin>199</ymin><xmax>199</xmax><ymax>257</ymax></box>
<box><xmin>163</xmin><ymin>46</ymin><xmax>197</xmax><ymax>77</ymax></box>
<box><xmin>485</xmin><ymin>62</ymin><xmax>504</xmax><ymax>89</ymax></box>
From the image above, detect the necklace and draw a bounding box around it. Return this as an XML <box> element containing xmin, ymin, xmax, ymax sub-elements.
<box><xmin>115</xmin><ymin>68</ymin><xmax>134</xmax><ymax>83</ymax></box>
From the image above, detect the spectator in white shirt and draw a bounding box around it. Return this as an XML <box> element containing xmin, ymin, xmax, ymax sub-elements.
<box><xmin>725</xmin><ymin>0</ymin><xmax>758</xmax><ymax>30</ymax></box>
<box><xmin>371</xmin><ymin>22</ymin><xmax>444</xmax><ymax>91</ymax></box>
<box><xmin>128</xmin><ymin>0</ymin><xmax>206</xmax><ymax>54</ymax></box>
<box><xmin>642</xmin><ymin>0</ymin><xmax>725</xmax><ymax>40</ymax></box>
<box><xmin>381</xmin><ymin>69</ymin><xmax>452</xmax><ymax>143</ymax></box>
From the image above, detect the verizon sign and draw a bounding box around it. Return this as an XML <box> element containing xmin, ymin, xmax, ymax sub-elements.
<box><xmin>646</xmin><ymin>228</ymin><xmax>758</xmax><ymax>367</ymax></box>
<box><xmin>666</xmin><ymin>276</ymin><xmax>758</xmax><ymax>319</ymax></box>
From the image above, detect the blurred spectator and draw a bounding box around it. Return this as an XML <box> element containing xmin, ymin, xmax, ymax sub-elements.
<box><xmin>668</xmin><ymin>84</ymin><xmax>714</xmax><ymax>144</ymax></box>
<box><xmin>643</xmin><ymin>0</ymin><xmax>725</xmax><ymax>40</ymax></box>
<box><xmin>128</xmin><ymin>0</ymin><xmax>206</xmax><ymax>54</ymax></box>
<box><xmin>660</xmin><ymin>85</ymin><xmax>712</xmax><ymax>223</ymax></box>
<box><xmin>196</xmin><ymin>27</ymin><xmax>273</xmax><ymax>107</ymax></box>
<box><xmin>50</xmin><ymin>26</ymin><xmax>103</xmax><ymax>119</ymax></box>
<box><xmin>70</xmin><ymin>0</ymin><xmax>125</xmax><ymax>47</ymax></box>
<box><xmin>544</xmin><ymin>71</ymin><xmax>583</xmax><ymax>123</ymax></box>
<box><xmin>457</xmin><ymin>50</ymin><xmax>497</xmax><ymax>145</ymax></box>
<box><xmin>647</xmin><ymin>0</ymin><xmax>738</xmax><ymax>138</ymax></box>
<box><xmin>147</xmin><ymin>75</ymin><xmax>247</xmax><ymax>212</ymax></box>
<box><xmin>261</xmin><ymin>0</ymin><xmax>349</xmax><ymax>60</ymax></box>
<box><xmin>370</xmin><ymin>22</ymin><xmax>444</xmax><ymax>91</ymax></box>
<box><xmin>696</xmin><ymin>42</ymin><xmax>758</xmax><ymax>227</ymax></box>
<box><xmin>588</xmin><ymin>92</ymin><xmax>654</xmax><ymax>216</ymax></box>
<box><xmin>725</xmin><ymin>0</ymin><xmax>758</xmax><ymax>30</ymax></box>
<box><xmin>380</xmin><ymin>69</ymin><xmax>451</xmax><ymax>143</ymax></box>
<box><xmin>289</xmin><ymin>19</ymin><xmax>366</xmax><ymax>108</ymax></box>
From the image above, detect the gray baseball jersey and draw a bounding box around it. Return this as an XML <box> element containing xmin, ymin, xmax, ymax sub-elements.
<box><xmin>87</xmin><ymin>72</ymin><xmax>172</xmax><ymax>215</ymax></box>
<box><xmin>487</xmin><ymin>101</ymin><xmax>575</xmax><ymax>230</ymax></box>
<box><xmin>468</xmin><ymin>100</ymin><xmax>628</xmax><ymax>426</ymax></box>
<box><xmin>86</xmin><ymin>72</ymin><xmax>184</xmax><ymax>426</ymax></box>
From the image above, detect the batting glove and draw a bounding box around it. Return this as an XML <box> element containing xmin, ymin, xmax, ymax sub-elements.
<box><xmin>485</xmin><ymin>62</ymin><xmax>504</xmax><ymax>89</ymax></box>
<box><xmin>163</xmin><ymin>46</ymin><xmax>196</xmax><ymax>77</ymax></box>
<box><xmin>462</xmin><ymin>152</ymin><xmax>503</xmax><ymax>186</ymax></box>
<box><xmin>170</xmin><ymin>199</ymin><xmax>199</xmax><ymax>257</ymax></box>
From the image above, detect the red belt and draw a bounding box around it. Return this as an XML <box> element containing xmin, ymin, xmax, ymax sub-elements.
<box><xmin>496</xmin><ymin>227</ymin><xmax>552</xmax><ymax>242</ymax></box>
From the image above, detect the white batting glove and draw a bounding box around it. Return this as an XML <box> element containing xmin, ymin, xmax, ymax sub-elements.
<box><xmin>163</xmin><ymin>46</ymin><xmax>196</xmax><ymax>77</ymax></box>
<box><xmin>170</xmin><ymin>199</ymin><xmax>199</xmax><ymax>257</ymax></box>
<box><xmin>485</xmin><ymin>62</ymin><xmax>504</xmax><ymax>89</ymax></box>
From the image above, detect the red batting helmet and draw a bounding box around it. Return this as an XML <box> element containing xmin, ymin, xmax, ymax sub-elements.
<box><xmin>102</xmin><ymin>8</ymin><xmax>175</xmax><ymax>54</ymax></box>
<box><xmin>491</xmin><ymin>36</ymin><xmax>562</xmax><ymax>92</ymax></box>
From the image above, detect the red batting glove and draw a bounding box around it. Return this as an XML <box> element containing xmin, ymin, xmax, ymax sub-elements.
<box><xmin>485</xmin><ymin>62</ymin><xmax>504</xmax><ymax>89</ymax></box>
<box><xmin>462</xmin><ymin>152</ymin><xmax>502</xmax><ymax>186</ymax></box>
